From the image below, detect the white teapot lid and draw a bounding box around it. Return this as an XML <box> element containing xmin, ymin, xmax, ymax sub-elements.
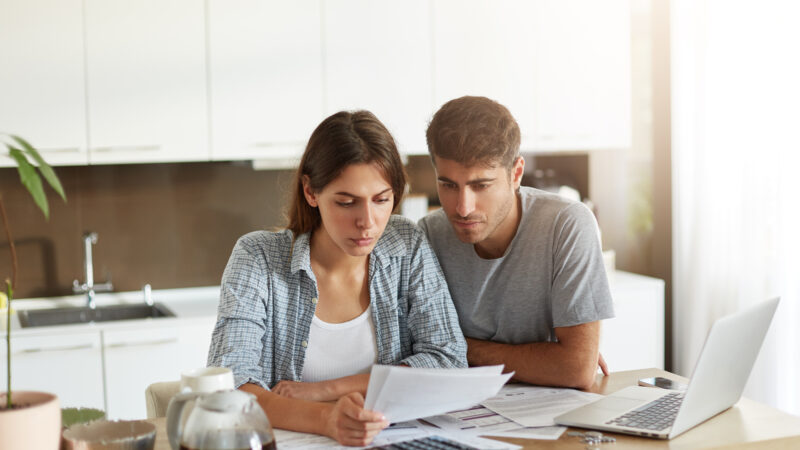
<box><xmin>197</xmin><ymin>389</ymin><xmax>256</xmax><ymax>413</ymax></box>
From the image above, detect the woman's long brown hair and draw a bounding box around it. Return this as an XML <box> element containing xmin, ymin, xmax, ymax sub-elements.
<box><xmin>286</xmin><ymin>110</ymin><xmax>407</xmax><ymax>237</ymax></box>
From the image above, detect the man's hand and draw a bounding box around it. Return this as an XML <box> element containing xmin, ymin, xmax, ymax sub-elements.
<box><xmin>324</xmin><ymin>392</ymin><xmax>389</xmax><ymax>446</ymax></box>
<box><xmin>598</xmin><ymin>353</ymin><xmax>609</xmax><ymax>376</ymax></box>
<box><xmin>273</xmin><ymin>380</ymin><xmax>335</xmax><ymax>402</ymax></box>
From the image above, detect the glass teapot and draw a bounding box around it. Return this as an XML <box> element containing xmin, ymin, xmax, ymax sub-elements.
<box><xmin>167</xmin><ymin>389</ymin><xmax>275</xmax><ymax>450</ymax></box>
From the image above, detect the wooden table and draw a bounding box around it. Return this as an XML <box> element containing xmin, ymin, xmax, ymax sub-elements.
<box><xmin>492</xmin><ymin>368</ymin><xmax>800</xmax><ymax>449</ymax></box>
<box><xmin>147</xmin><ymin>368</ymin><xmax>800</xmax><ymax>449</ymax></box>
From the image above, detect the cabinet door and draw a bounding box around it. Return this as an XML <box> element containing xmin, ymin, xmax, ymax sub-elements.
<box><xmin>1</xmin><ymin>331</ymin><xmax>104</xmax><ymax>410</ymax></box>
<box><xmin>84</xmin><ymin>0</ymin><xmax>208</xmax><ymax>165</ymax></box>
<box><xmin>176</xmin><ymin>318</ymin><xmax>217</xmax><ymax>371</ymax></box>
<box><xmin>208</xmin><ymin>0</ymin><xmax>323</xmax><ymax>162</ymax></box>
<box><xmin>103</xmin><ymin>326</ymin><xmax>182</xmax><ymax>419</ymax></box>
<box><xmin>602</xmin><ymin>272</ymin><xmax>665</xmax><ymax>371</ymax></box>
<box><xmin>534</xmin><ymin>0</ymin><xmax>632</xmax><ymax>150</ymax></box>
<box><xmin>0</xmin><ymin>0</ymin><xmax>88</xmax><ymax>166</ymax></box>
<box><xmin>324</xmin><ymin>0</ymin><xmax>433</xmax><ymax>156</ymax></box>
<box><xmin>433</xmin><ymin>0</ymin><xmax>538</xmax><ymax>149</ymax></box>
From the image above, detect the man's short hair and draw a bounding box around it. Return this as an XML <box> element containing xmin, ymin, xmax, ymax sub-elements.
<box><xmin>426</xmin><ymin>96</ymin><xmax>521</xmax><ymax>170</ymax></box>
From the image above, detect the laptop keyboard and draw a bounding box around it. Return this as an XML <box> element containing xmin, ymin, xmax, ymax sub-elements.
<box><xmin>606</xmin><ymin>392</ymin><xmax>685</xmax><ymax>431</ymax></box>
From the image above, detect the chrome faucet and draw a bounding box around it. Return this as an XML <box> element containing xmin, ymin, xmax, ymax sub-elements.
<box><xmin>73</xmin><ymin>231</ymin><xmax>114</xmax><ymax>309</ymax></box>
<box><xmin>142</xmin><ymin>283</ymin><xmax>153</xmax><ymax>307</ymax></box>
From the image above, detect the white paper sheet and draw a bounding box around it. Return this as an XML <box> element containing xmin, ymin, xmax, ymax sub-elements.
<box><xmin>423</xmin><ymin>404</ymin><xmax>567</xmax><ymax>440</ymax></box>
<box><xmin>436</xmin><ymin>432</ymin><xmax>522</xmax><ymax>449</ymax></box>
<box><xmin>482</xmin><ymin>426</ymin><xmax>567</xmax><ymax>440</ymax></box>
<box><xmin>423</xmin><ymin>405</ymin><xmax>522</xmax><ymax>435</ymax></box>
<box><xmin>480</xmin><ymin>383</ymin><xmax>603</xmax><ymax>427</ymax></box>
<box><xmin>273</xmin><ymin>420</ymin><xmax>430</xmax><ymax>449</ymax></box>
<box><xmin>273</xmin><ymin>420</ymin><xmax>522</xmax><ymax>449</ymax></box>
<box><xmin>364</xmin><ymin>365</ymin><xmax>513</xmax><ymax>423</ymax></box>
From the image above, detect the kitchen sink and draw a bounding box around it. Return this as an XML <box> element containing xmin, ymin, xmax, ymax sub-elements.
<box><xmin>17</xmin><ymin>303</ymin><xmax>175</xmax><ymax>328</ymax></box>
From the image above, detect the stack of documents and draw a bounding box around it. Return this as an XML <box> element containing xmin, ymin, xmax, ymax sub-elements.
<box><xmin>424</xmin><ymin>383</ymin><xmax>604</xmax><ymax>441</ymax></box>
<box><xmin>481</xmin><ymin>383</ymin><xmax>604</xmax><ymax>427</ymax></box>
<box><xmin>271</xmin><ymin>367</ymin><xmax>605</xmax><ymax>448</ymax></box>
<box><xmin>364</xmin><ymin>365</ymin><xmax>513</xmax><ymax>423</ymax></box>
<box><xmin>273</xmin><ymin>420</ymin><xmax>521</xmax><ymax>449</ymax></box>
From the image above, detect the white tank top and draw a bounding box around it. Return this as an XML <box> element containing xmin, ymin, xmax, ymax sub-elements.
<box><xmin>301</xmin><ymin>304</ymin><xmax>378</xmax><ymax>383</ymax></box>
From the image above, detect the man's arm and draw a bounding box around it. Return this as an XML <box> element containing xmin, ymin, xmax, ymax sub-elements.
<box><xmin>465</xmin><ymin>321</ymin><xmax>601</xmax><ymax>390</ymax></box>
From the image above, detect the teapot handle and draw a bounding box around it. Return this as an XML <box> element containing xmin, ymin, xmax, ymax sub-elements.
<box><xmin>166</xmin><ymin>391</ymin><xmax>201</xmax><ymax>450</ymax></box>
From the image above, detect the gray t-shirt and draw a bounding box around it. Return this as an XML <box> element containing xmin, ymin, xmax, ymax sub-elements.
<box><xmin>419</xmin><ymin>186</ymin><xmax>614</xmax><ymax>344</ymax></box>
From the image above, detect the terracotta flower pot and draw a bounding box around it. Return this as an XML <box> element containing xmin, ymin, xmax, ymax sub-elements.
<box><xmin>0</xmin><ymin>391</ymin><xmax>61</xmax><ymax>450</ymax></box>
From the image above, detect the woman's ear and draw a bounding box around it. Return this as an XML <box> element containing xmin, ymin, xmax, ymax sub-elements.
<box><xmin>302</xmin><ymin>175</ymin><xmax>318</xmax><ymax>207</ymax></box>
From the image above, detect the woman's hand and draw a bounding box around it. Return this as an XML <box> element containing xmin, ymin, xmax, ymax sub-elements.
<box><xmin>273</xmin><ymin>380</ymin><xmax>336</xmax><ymax>402</ymax></box>
<box><xmin>324</xmin><ymin>392</ymin><xmax>389</xmax><ymax>446</ymax></box>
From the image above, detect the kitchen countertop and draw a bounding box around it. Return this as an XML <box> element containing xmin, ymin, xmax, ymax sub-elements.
<box><xmin>1</xmin><ymin>285</ymin><xmax>220</xmax><ymax>338</ymax></box>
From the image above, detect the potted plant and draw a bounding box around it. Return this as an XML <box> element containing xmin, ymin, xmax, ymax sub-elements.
<box><xmin>1</xmin><ymin>134</ymin><xmax>66</xmax><ymax>449</ymax></box>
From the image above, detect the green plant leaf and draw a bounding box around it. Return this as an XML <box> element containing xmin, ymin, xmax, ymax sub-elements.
<box><xmin>8</xmin><ymin>147</ymin><xmax>49</xmax><ymax>219</ymax></box>
<box><xmin>10</xmin><ymin>135</ymin><xmax>66</xmax><ymax>202</ymax></box>
<box><xmin>61</xmin><ymin>407</ymin><xmax>106</xmax><ymax>428</ymax></box>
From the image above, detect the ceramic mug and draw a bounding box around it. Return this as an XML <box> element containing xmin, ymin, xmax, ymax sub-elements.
<box><xmin>179</xmin><ymin>367</ymin><xmax>234</xmax><ymax>394</ymax></box>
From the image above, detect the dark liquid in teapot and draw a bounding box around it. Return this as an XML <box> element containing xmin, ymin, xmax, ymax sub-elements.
<box><xmin>179</xmin><ymin>429</ymin><xmax>276</xmax><ymax>450</ymax></box>
<box><xmin>180</xmin><ymin>444</ymin><xmax>275</xmax><ymax>450</ymax></box>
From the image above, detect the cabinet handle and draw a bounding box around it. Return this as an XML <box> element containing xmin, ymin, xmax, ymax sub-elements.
<box><xmin>39</xmin><ymin>147</ymin><xmax>83</xmax><ymax>153</ymax></box>
<box><xmin>536</xmin><ymin>133</ymin><xmax>591</xmax><ymax>141</ymax></box>
<box><xmin>106</xmin><ymin>337</ymin><xmax>178</xmax><ymax>349</ymax></box>
<box><xmin>248</xmin><ymin>141</ymin><xmax>305</xmax><ymax>148</ymax></box>
<box><xmin>16</xmin><ymin>343</ymin><xmax>94</xmax><ymax>354</ymax></box>
<box><xmin>91</xmin><ymin>145</ymin><xmax>161</xmax><ymax>153</ymax></box>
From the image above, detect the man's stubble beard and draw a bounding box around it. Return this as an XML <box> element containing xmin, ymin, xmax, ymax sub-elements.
<box><xmin>452</xmin><ymin>188</ymin><xmax>515</xmax><ymax>246</ymax></box>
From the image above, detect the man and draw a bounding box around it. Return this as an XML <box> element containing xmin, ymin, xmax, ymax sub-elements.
<box><xmin>418</xmin><ymin>96</ymin><xmax>614</xmax><ymax>390</ymax></box>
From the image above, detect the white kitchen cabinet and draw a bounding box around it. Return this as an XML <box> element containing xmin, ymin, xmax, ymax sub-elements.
<box><xmin>433</xmin><ymin>0</ymin><xmax>631</xmax><ymax>152</ymax></box>
<box><xmin>601</xmin><ymin>271</ymin><xmax>665</xmax><ymax>371</ymax></box>
<box><xmin>207</xmin><ymin>0</ymin><xmax>324</xmax><ymax>162</ymax></box>
<box><xmin>175</xmin><ymin>318</ymin><xmax>217</xmax><ymax>378</ymax></box>
<box><xmin>83</xmin><ymin>0</ymin><xmax>208</xmax><ymax>165</ymax></box>
<box><xmin>2</xmin><ymin>0</ymin><xmax>632</xmax><ymax>167</ymax></box>
<box><xmin>432</xmin><ymin>0</ymin><xmax>539</xmax><ymax>149</ymax></box>
<box><xmin>0</xmin><ymin>0</ymin><xmax>89</xmax><ymax>166</ymax></box>
<box><xmin>0</xmin><ymin>330</ymin><xmax>105</xmax><ymax>410</ymax></box>
<box><xmin>103</xmin><ymin>326</ymin><xmax>183</xmax><ymax>419</ymax></box>
<box><xmin>534</xmin><ymin>0</ymin><xmax>632</xmax><ymax>151</ymax></box>
<box><xmin>323</xmin><ymin>0</ymin><xmax>433</xmax><ymax>156</ymax></box>
<box><xmin>102</xmin><ymin>317</ymin><xmax>216</xmax><ymax>420</ymax></box>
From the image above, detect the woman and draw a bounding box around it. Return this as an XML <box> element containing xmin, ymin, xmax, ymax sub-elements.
<box><xmin>207</xmin><ymin>110</ymin><xmax>467</xmax><ymax>446</ymax></box>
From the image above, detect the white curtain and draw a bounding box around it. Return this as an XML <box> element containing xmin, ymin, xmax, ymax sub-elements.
<box><xmin>671</xmin><ymin>0</ymin><xmax>800</xmax><ymax>414</ymax></box>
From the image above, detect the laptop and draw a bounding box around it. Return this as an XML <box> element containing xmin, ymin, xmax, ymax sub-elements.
<box><xmin>555</xmin><ymin>297</ymin><xmax>780</xmax><ymax>439</ymax></box>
